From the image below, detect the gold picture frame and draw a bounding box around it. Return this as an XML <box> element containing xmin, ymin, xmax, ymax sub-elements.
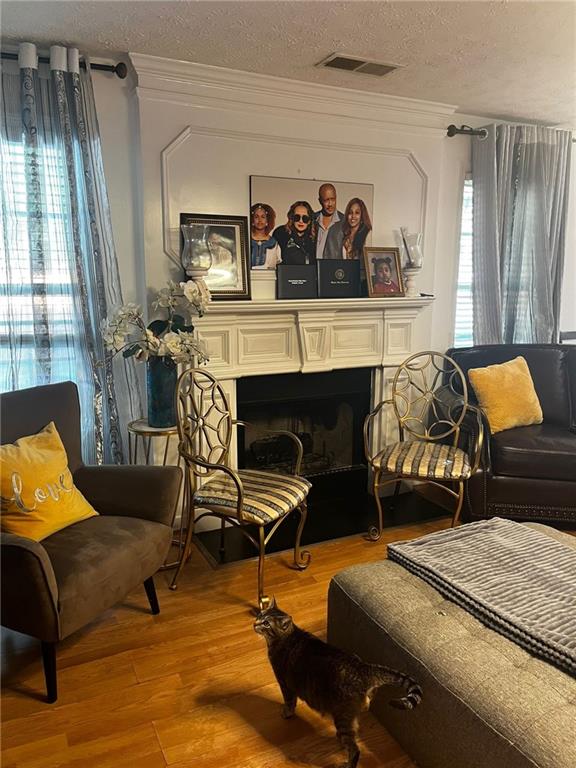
<box><xmin>363</xmin><ymin>247</ymin><xmax>404</xmax><ymax>297</ymax></box>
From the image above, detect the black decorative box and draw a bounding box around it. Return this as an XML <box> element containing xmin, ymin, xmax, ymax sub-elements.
<box><xmin>276</xmin><ymin>265</ymin><xmax>318</xmax><ymax>299</ymax></box>
<box><xmin>317</xmin><ymin>259</ymin><xmax>360</xmax><ymax>298</ymax></box>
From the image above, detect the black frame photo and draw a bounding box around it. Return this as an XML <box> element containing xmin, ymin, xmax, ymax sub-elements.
<box><xmin>179</xmin><ymin>213</ymin><xmax>251</xmax><ymax>300</ymax></box>
<box><xmin>364</xmin><ymin>247</ymin><xmax>405</xmax><ymax>297</ymax></box>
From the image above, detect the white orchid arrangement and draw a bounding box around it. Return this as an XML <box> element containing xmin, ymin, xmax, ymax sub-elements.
<box><xmin>101</xmin><ymin>280</ymin><xmax>209</xmax><ymax>364</ymax></box>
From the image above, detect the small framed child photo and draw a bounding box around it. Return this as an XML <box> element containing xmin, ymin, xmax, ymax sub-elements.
<box><xmin>364</xmin><ymin>247</ymin><xmax>405</xmax><ymax>297</ymax></box>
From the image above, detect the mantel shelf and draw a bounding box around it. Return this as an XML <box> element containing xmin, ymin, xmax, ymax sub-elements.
<box><xmin>204</xmin><ymin>295</ymin><xmax>434</xmax><ymax>315</ymax></box>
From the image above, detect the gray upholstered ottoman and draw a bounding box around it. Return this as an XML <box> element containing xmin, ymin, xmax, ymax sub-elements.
<box><xmin>327</xmin><ymin>524</ymin><xmax>576</xmax><ymax>768</ymax></box>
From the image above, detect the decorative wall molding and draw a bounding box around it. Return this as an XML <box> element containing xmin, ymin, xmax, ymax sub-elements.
<box><xmin>160</xmin><ymin>124</ymin><xmax>429</xmax><ymax>266</ymax></box>
<box><xmin>160</xmin><ymin>126</ymin><xmax>192</xmax><ymax>265</ymax></box>
<box><xmin>130</xmin><ymin>53</ymin><xmax>457</xmax><ymax>132</ymax></box>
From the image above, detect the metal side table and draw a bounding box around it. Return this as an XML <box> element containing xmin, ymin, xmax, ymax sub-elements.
<box><xmin>127</xmin><ymin>419</ymin><xmax>189</xmax><ymax>585</ymax></box>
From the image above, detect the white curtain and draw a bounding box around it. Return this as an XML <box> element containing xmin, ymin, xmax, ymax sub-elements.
<box><xmin>471</xmin><ymin>124</ymin><xmax>572</xmax><ymax>344</ymax></box>
<box><xmin>0</xmin><ymin>43</ymin><xmax>142</xmax><ymax>463</ymax></box>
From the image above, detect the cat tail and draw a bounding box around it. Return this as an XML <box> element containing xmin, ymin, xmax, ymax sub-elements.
<box><xmin>372</xmin><ymin>666</ymin><xmax>422</xmax><ymax>710</ymax></box>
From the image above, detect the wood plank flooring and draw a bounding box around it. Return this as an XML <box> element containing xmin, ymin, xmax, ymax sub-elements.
<box><xmin>1</xmin><ymin>517</ymin><xmax>451</xmax><ymax>768</ymax></box>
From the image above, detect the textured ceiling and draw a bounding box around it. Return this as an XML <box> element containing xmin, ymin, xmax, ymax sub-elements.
<box><xmin>1</xmin><ymin>1</ymin><xmax>575</xmax><ymax>125</ymax></box>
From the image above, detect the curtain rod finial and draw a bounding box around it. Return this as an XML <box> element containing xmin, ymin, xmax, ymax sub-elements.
<box><xmin>114</xmin><ymin>62</ymin><xmax>128</xmax><ymax>79</ymax></box>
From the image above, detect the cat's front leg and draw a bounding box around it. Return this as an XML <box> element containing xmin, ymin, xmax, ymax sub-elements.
<box><xmin>278</xmin><ymin>681</ymin><xmax>297</xmax><ymax>719</ymax></box>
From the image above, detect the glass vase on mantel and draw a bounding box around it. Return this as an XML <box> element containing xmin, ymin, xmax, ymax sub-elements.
<box><xmin>146</xmin><ymin>356</ymin><xmax>177</xmax><ymax>428</ymax></box>
<box><xmin>180</xmin><ymin>223</ymin><xmax>213</xmax><ymax>279</ymax></box>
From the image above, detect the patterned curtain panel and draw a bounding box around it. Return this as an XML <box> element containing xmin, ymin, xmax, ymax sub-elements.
<box><xmin>471</xmin><ymin>124</ymin><xmax>572</xmax><ymax>344</ymax></box>
<box><xmin>0</xmin><ymin>43</ymin><xmax>141</xmax><ymax>463</ymax></box>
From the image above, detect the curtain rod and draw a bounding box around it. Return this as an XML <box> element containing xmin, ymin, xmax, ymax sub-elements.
<box><xmin>447</xmin><ymin>124</ymin><xmax>488</xmax><ymax>139</ymax></box>
<box><xmin>1</xmin><ymin>51</ymin><xmax>127</xmax><ymax>79</ymax></box>
<box><xmin>447</xmin><ymin>123</ymin><xmax>575</xmax><ymax>142</ymax></box>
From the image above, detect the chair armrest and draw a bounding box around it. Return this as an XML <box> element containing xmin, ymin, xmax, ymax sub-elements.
<box><xmin>233</xmin><ymin>420</ymin><xmax>304</xmax><ymax>475</ymax></box>
<box><xmin>178</xmin><ymin>444</ymin><xmax>249</xmax><ymax>524</ymax></box>
<box><xmin>73</xmin><ymin>465</ymin><xmax>182</xmax><ymax>527</ymax></box>
<box><xmin>363</xmin><ymin>399</ymin><xmax>395</xmax><ymax>464</ymax></box>
<box><xmin>1</xmin><ymin>532</ymin><xmax>60</xmax><ymax>641</ymax></box>
<box><xmin>460</xmin><ymin>404</ymin><xmax>492</xmax><ymax>474</ymax></box>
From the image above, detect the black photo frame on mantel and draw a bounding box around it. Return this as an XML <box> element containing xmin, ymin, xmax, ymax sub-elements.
<box><xmin>180</xmin><ymin>213</ymin><xmax>251</xmax><ymax>300</ymax></box>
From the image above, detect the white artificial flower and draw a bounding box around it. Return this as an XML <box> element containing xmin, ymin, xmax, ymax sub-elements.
<box><xmin>162</xmin><ymin>331</ymin><xmax>183</xmax><ymax>357</ymax></box>
<box><xmin>180</xmin><ymin>279</ymin><xmax>210</xmax><ymax>316</ymax></box>
<box><xmin>145</xmin><ymin>329</ymin><xmax>161</xmax><ymax>353</ymax></box>
<box><xmin>153</xmin><ymin>287</ymin><xmax>177</xmax><ymax>310</ymax></box>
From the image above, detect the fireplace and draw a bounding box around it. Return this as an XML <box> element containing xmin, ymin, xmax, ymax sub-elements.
<box><xmin>236</xmin><ymin>368</ymin><xmax>372</xmax><ymax>521</ymax></box>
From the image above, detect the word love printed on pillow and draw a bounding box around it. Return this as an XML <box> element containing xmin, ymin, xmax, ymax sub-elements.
<box><xmin>3</xmin><ymin>470</ymin><xmax>74</xmax><ymax>513</ymax></box>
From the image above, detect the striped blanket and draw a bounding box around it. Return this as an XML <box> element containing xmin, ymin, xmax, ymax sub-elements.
<box><xmin>388</xmin><ymin>518</ymin><xmax>576</xmax><ymax>677</ymax></box>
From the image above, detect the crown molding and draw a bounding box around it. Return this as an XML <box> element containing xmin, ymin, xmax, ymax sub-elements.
<box><xmin>129</xmin><ymin>53</ymin><xmax>457</xmax><ymax>132</ymax></box>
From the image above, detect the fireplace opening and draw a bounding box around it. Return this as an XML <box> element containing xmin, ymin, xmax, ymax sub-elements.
<box><xmin>193</xmin><ymin>366</ymin><xmax>450</xmax><ymax>564</ymax></box>
<box><xmin>236</xmin><ymin>368</ymin><xmax>372</xmax><ymax>524</ymax></box>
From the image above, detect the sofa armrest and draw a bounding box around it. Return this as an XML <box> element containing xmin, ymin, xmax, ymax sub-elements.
<box><xmin>1</xmin><ymin>532</ymin><xmax>60</xmax><ymax>641</ymax></box>
<box><xmin>74</xmin><ymin>465</ymin><xmax>182</xmax><ymax>527</ymax></box>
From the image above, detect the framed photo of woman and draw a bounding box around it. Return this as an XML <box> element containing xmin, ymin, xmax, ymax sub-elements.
<box><xmin>364</xmin><ymin>247</ymin><xmax>405</xmax><ymax>297</ymax></box>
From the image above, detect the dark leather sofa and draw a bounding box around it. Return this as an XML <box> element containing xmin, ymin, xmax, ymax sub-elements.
<box><xmin>447</xmin><ymin>344</ymin><xmax>576</xmax><ymax>526</ymax></box>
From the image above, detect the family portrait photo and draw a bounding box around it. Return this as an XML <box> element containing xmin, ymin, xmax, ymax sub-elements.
<box><xmin>364</xmin><ymin>247</ymin><xmax>404</xmax><ymax>297</ymax></box>
<box><xmin>249</xmin><ymin>176</ymin><xmax>374</xmax><ymax>270</ymax></box>
<box><xmin>179</xmin><ymin>213</ymin><xmax>250</xmax><ymax>300</ymax></box>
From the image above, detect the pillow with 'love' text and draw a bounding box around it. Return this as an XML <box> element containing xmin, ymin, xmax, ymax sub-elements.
<box><xmin>0</xmin><ymin>421</ymin><xmax>97</xmax><ymax>541</ymax></box>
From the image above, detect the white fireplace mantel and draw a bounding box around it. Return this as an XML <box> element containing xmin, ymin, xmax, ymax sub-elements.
<box><xmin>197</xmin><ymin>296</ymin><xmax>434</xmax><ymax>378</ymax></box>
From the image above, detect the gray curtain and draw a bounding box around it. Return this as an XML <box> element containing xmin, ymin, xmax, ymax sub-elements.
<box><xmin>471</xmin><ymin>124</ymin><xmax>572</xmax><ymax>344</ymax></box>
<box><xmin>0</xmin><ymin>43</ymin><xmax>141</xmax><ymax>463</ymax></box>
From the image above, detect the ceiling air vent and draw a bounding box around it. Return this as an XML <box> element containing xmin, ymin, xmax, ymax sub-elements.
<box><xmin>317</xmin><ymin>53</ymin><xmax>400</xmax><ymax>78</ymax></box>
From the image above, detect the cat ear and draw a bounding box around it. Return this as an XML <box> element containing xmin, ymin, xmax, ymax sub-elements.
<box><xmin>268</xmin><ymin>595</ymin><xmax>276</xmax><ymax>610</ymax></box>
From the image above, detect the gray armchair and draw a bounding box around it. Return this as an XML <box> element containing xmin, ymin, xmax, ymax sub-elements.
<box><xmin>1</xmin><ymin>381</ymin><xmax>182</xmax><ymax>702</ymax></box>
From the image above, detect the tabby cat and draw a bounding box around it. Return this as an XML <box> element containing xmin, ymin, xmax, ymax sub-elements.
<box><xmin>254</xmin><ymin>600</ymin><xmax>422</xmax><ymax>768</ymax></box>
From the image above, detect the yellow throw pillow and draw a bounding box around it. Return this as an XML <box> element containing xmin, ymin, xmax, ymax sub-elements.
<box><xmin>1</xmin><ymin>422</ymin><xmax>98</xmax><ymax>541</ymax></box>
<box><xmin>468</xmin><ymin>356</ymin><xmax>543</xmax><ymax>434</ymax></box>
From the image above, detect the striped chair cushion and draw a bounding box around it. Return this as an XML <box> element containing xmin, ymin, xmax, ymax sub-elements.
<box><xmin>193</xmin><ymin>469</ymin><xmax>311</xmax><ymax>525</ymax></box>
<box><xmin>374</xmin><ymin>440</ymin><xmax>471</xmax><ymax>481</ymax></box>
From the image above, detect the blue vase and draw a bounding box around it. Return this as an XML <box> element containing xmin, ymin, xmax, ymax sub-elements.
<box><xmin>147</xmin><ymin>356</ymin><xmax>177</xmax><ymax>428</ymax></box>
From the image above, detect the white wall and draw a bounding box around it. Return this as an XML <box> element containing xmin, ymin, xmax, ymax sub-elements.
<box><xmin>92</xmin><ymin>55</ymin><xmax>575</xmax><ymax>351</ymax></box>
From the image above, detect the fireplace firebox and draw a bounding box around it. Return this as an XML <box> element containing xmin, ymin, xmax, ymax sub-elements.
<box><xmin>236</xmin><ymin>368</ymin><xmax>372</xmax><ymax>522</ymax></box>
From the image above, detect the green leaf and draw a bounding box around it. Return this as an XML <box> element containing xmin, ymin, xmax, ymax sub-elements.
<box><xmin>148</xmin><ymin>319</ymin><xmax>168</xmax><ymax>336</ymax></box>
<box><xmin>122</xmin><ymin>345</ymin><xmax>140</xmax><ymax>358</ymax></box>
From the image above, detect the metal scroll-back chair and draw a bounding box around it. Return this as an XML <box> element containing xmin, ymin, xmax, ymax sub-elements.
<box><xmin>364</xmin><ymin>351</ymin><xmax>484</xmax><ymax>540</ymax></box>
<box><xmin>171</xmin><ymin>368</ymin><xmax>312</xmax><ymax>610</ymax></box>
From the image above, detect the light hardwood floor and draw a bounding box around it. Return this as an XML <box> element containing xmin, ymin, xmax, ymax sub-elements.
<box><xmin>1</xmin><ymin>516</ymin><xmax>451</xmax><ymax>768</ymax></box>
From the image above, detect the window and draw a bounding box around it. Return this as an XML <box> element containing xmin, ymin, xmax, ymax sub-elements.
<box><xmin>0</xmin><ymin>140</ymin><xmax>78</xmax><ymax>392</ymax></box>
<box><xmin>453</xmin><ymin>178</ymin><xmax>473</xmax><ymax>347</ymax></box>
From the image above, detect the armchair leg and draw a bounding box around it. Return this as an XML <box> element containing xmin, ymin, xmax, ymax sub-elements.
<box><xmin>292</xmin><ymin>501</ymin><xmax>311</xmax><ymax>571</ymax></box>
<box><xmin>41</xmin><ymin>641</ymin><xmax>57</xmax><ymax>704</ymax></box>
<box><xmin>451</xmin><ymin>481</ymin><xmax>465</xmax><ymax>528</ymax></box>
<box><xmin>144</xmin><ymin>577</ymin><xmax>160</xmax><ymax>615</ymax></box>
<box><xmin>367</xmin><ymin>469</ymin><xmax>384</xmax><ymax>541</ymax></box>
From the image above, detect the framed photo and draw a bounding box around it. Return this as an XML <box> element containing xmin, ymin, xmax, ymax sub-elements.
<box><xmin>364</xmin><ymin>247</ymin><xmax>405</xmax><ymax>297</ymax></box>
<box><xmin>249</xmin><ymin>175</ymin><xmax>374</xmax><ymax>269</ymax></box>
<box><xmin>179</xmin><ymin>213</ymin><xmax>251</xmax><ymax>300</ymax></box>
